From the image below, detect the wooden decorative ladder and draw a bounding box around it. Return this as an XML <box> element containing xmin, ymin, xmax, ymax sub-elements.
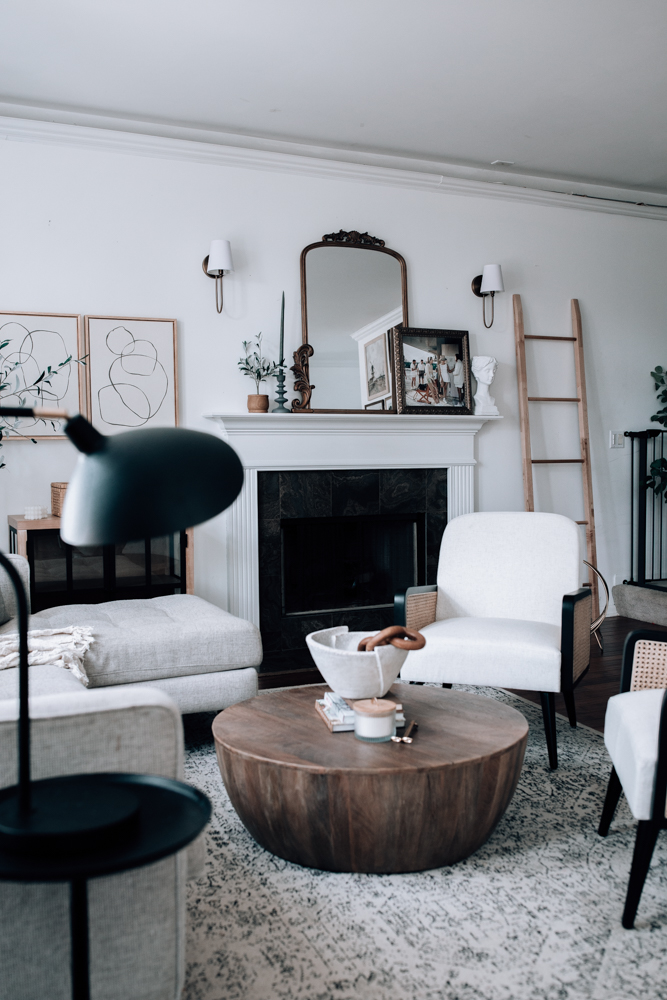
<box><xmin>513</xmin><ymin>294</ymin><xmax>605</xmax><ymax>627</ymax></box>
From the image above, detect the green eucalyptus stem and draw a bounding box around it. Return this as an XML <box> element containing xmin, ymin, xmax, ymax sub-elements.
<box><xmin>0</xmin><ymin>337</ymin><xmax>87</xmax><ymax>469</ymax></box>
<box><xmin>650</xmin><ymin>365</ymin><xmax>667</xmax><ymax>428</ymax></box>
<box><xmin>238</xmin><ymin>333</ymin><xmax>281</xmax><ymax>394</ymax></box>
<box><xmin>643</xmin><ymin>365</ymin><xmax>667</xmax><ymax>502</ymax></box>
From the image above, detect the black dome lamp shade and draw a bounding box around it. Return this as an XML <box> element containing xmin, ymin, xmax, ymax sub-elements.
<box><xmin>0</xmin><ymin>407</ymin><xmax>243</xmax><ymax>1000</ymax></box>
<box><xmin>60</xmin><ymin>415</ymin><xmax>244</xmax><ymax>545</ymax></box>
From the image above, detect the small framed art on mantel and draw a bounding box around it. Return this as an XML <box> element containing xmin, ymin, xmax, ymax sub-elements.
<box><xmin>84</xmin><ymin>316</ymin><xmax>178</xmax><ymax>432</ymax></box>
<box><xmin>352</xmin><ymin>327</ymin><xmax>393</xmax><ymax>410</ymax></box>
<box><xmin>391</xmin><ymin>326</ymin><xmax>472</xmax><ymax>415</ymax></box>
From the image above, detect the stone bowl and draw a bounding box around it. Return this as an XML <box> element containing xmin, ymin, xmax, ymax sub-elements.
<box><xmin>305</xmin><ymin>625</ymin><xmax>409</xmax><ymax>699</ymax></box>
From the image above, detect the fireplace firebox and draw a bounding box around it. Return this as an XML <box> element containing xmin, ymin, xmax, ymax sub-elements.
<box><xmin>257</xmin><ymin>468</ymin><xmax>447</xmax><ymax>674</ymax></box>
<box><xmin>282</xmin><ymin>514</ymin><xmax>424</xmax><ymax>616</ymax></box>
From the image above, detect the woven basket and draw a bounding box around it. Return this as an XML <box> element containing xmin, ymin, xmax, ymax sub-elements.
<box><xmin>51</xmin><ymin>482</ymin><xmax>68</xmax><ymax>517</ymax></box>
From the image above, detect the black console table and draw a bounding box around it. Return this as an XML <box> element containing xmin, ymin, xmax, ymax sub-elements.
<box><xmin>8</xmin><ymin>515</ymin><xmax>193</xmax><ymax>613</ymax></box>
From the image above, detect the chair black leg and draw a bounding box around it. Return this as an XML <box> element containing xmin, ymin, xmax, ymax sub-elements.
<box><xmin>598</xmin><ymin>766</ymin><xmax>623</xmax><ymax>836</ymax></box>
<box><xmin>562</xmin><ymin>690</ymin><xmax>577</xmax><ymax>728</ymax></box>
<box><xmin>540</xmin><ymin>692</ymin><xmax>558</xmax><ymax>770</ymax></box>
<box><xmin>622</xmin><ymin>820</ymin><xmax>661</xmax><ymax>929</ymax></box>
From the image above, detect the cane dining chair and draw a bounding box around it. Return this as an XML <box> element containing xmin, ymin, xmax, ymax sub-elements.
<box><xmin>598</xmin><ymin>629</ymin><xmax>667</xmax><ymax>928</ymax></box>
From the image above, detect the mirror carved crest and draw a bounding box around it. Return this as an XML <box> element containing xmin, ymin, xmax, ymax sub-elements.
<box><xmin>321</xmin><ymin>230</ymin><xmax>386</xmax><ymax>247</ymax></box>
<box><xmin>291</xmin><ymin>231</ymin><xmax>409</xmax><ymax>412</ymax></box>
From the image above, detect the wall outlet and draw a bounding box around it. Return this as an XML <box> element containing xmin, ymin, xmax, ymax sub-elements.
<box><xmin>609</xmin><ymin>431</ymin><xmax>625</xmax><ymax>449</ymax></box>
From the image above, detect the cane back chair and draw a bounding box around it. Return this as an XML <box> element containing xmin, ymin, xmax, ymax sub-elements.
<box><xmin>599</xmin><ymin>629</ymin><xmax>667</xmax><ymax>928</ymax></box>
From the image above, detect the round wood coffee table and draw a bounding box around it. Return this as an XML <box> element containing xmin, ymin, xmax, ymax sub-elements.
<box><xmin>212</xmin><ymin>684</ymin><xmax>528</xmax><ymax>873</ymax></box>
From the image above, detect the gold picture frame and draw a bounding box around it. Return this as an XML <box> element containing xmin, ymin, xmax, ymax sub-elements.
<box><xmin>391</xmin><ymin>326</ymin><xmax>472</xmax><ymax>415</ymax></box>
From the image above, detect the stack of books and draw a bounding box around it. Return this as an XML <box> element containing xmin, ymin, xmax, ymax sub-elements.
<box><xmin>315</xmin><ymin>691</ymin><xmax>406</xmax><ymax>732</ymax></box>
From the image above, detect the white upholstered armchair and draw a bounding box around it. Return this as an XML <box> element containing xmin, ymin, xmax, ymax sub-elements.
<box><xmin>396</xmin><ymin>512</ymin><xmax>592</xmax><ymax>769</ymax></box>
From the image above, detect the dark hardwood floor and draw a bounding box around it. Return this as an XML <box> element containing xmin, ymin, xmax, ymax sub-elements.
<box><xmin>510</xmin><ymin>615</ymin><xmax>667</xmax><ymax>733</ymax></box>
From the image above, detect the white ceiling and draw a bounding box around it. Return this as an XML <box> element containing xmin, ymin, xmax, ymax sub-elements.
<box><xmin>2</xmin><ymin>0</ymin><xmax>667</xmax><ymax>194</ymax></box>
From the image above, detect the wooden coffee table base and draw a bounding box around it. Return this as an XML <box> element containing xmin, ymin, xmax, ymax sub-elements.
<box><xmin>213</xmin><ymin>685</ymin><xmax>528</xmax><ymax>874</ymax></box>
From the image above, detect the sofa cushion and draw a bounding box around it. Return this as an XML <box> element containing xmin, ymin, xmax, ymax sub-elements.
<box><xmin>9</xmin><ymin>594</ymin><xmax>263</xmax><ymax>688</ymax></box>
<box><xmin>400</xmin><ymin>616</ymin><xmax>562</xmax><ymax>692</ymax></box>
<box><xmin>604</xmin><ymin>688</ymin><xmax>665</xmax><ymax>821</ymax></box>
<box><xmin>0</xmin><ymin>663</ymin><xmax>86</xmax><ymax>701</ymax></box>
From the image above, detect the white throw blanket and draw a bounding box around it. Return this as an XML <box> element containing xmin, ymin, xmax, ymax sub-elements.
<box><xmin>0</xmin><ymin>627</ymin><xmax>94</xmax><ymax>686</ymax></box>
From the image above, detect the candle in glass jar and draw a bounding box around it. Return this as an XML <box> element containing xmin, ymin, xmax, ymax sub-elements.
<box><xmin>353</xmin><ymin>698</ymin><xmax>396</xmax><ymax>742</ymax></box>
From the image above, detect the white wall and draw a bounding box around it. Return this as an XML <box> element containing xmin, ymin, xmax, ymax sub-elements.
<box><xmin>1</xmin><ymin>130</ymin><xmax>666</xmax><ymax>613</ymax></box>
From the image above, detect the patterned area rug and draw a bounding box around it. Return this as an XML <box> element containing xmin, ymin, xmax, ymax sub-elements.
<box><xmin>182</xmin><ymin>687</ymin><xmax>667</xmax><ymax>1000</ymax></box>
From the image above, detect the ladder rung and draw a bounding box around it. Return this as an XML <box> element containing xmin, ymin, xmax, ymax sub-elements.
<box><xmin>524</xmin><ymin>335</ymin><xmax>577</xmax><ymax>341</ymax></box>
<box><xmin>576</xmin><ymin>520</ymin><xmax>588</xmax><ymax>525</ymax></box>
<box><xmin>531</xmin><ymin>459</ymin><xmax>584</xmax><ymax>464</ymax></box>
<box><xmin>528</xmin><ymin>396</ymin><xmax>581</xmax><ymax>402</ymax></box>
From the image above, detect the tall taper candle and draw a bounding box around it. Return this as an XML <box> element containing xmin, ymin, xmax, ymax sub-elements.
<box><xmin>279</xmin><ymin>291</ymin><xmax>285</xmax><ymax>364</ymax></box>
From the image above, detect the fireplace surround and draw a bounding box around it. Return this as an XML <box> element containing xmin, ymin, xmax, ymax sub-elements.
<box><xmin>206</xmin><ymin>412</ymin><xmax>500</xmax><ymax>673</ymax></box>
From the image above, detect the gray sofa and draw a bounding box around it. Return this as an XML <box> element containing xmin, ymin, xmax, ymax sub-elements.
<box><xmin>0</xmin><ymin>680</ymin><xmax>202</xmax><ymax>999</ymax></box>
<box><xmin>0</xmin><ymin>553</ymin><xmax>262</xmax><ymax>712</ymax></box>
<box><xmin>0</xmin><ymin>552</ymin><xmax>263</xmax><ymax>997</ymax></box>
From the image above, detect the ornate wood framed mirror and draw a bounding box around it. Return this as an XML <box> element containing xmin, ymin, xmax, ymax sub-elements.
<box><xmin>291</xmin><ymin>231</ymin><xmax>409</xmax><ymax>412</ymax></box>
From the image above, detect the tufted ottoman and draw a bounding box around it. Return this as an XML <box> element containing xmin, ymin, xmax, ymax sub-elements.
<box><xmin>0</xmin><ymin>591</ymin><xmax>262</xmax><ymax>714</ymax></box>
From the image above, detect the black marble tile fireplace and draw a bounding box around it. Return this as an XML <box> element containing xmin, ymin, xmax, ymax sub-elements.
<box><xmin>257</xmin><ymin>468</ymin><xmax>447</xmax><ymax>673</ymax></box>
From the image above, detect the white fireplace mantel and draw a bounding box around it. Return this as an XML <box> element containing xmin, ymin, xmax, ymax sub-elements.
<box><xmin>205</xmin><ymin>412</ymin><xmax>500</xmax><ymax>623</ymax></box>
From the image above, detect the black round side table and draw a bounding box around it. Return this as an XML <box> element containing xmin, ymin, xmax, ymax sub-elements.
<box><xmin>0</xmin><ymin>773</ymin><xmax>211</xmax><ymax>1000</ymax></box>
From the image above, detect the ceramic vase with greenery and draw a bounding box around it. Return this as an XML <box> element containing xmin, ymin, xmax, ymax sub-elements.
<box><xmin>238</xmin><ymin>334</ymin><xmax>281</xmax><ymax>412</ymax></box>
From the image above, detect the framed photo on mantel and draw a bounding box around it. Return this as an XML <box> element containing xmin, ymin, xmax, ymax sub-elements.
<box><xmin>391</xmin><ymin>326</ymin><xmax>472</xmax><ymax>415</ymax></box>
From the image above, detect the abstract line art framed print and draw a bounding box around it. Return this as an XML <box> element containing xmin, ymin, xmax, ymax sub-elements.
<box><xmin>0</xmin><ymin>311</ymin><xmax>85</xmax><ymax>439</ymax></box>
<box><xmin>84</xmin><ymin>316</ymin><xmax>178</xmax><ymax>432</ymax></box>
<box><xmin>391</xmin><ymin>326</ymin><xmax>472</xmax><ymax>415</ymax></box>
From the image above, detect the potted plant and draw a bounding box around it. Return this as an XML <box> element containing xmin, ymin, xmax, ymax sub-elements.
<box><xmin>238</xmin><ymin>333</ymin><xmax>281</xmax><ymax>412</ymax></box>
<box><xmin>645</xmin><ymin>365</ymin><xmax>667</xmax><ymax>500</ymax></box>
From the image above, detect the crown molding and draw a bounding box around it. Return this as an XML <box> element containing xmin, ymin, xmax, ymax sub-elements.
<box><xmin>350</xmin><ymin>308</ymin><xmax>403</xmax><ymax>344</ymax></box>
<box><xmin>1</xmin><ymin>105</ymin><xmax>667</xmax><ymax>222</ymax></box>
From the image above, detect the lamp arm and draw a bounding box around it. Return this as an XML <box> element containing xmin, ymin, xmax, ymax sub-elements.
<box><xmin>0</xmin><ymin>551</ymin><xmax>31</xmax><ymax>813</ymax></box>
<box><xmin>0</xmin><ymin>406</ymin><xmax>69</xmax><ymax>420</ymax></box>
<box><xmin>0</xmin><ymin>407</ymin><xmax>105</xmax><ymax>455</ymax></box>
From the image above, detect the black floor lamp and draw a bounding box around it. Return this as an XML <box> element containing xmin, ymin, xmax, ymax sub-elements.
<box><xmin>0</xmin><ymin>406</ymin><xmax>244</xmax><ymax>1000</ymax></box>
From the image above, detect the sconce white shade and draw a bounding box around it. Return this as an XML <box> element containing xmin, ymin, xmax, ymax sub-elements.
<box><xmin>480</xmin><ymin>264</ymin><xmax>504</xmax><ymax>294</ymax></box>
<box><xmin>207</xmin><ymin>239</ymin><xmax>234</xmax><ymax>275</ymax></box>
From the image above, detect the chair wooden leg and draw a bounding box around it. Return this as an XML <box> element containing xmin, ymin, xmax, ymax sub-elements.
<box><xmin>622</xmin><ymin>820</ymin><xmax>661</xmax><ymax>929</ymax></box>
<box><xmin>540</xmin><ymin>692</ymin><xmax>558</xmax><ymax>769</ymax></box>
<box><xmin>598</xmin><ymin>766</ymin><xmax>622</xmax><ymax>836</ymax></box>
<box><xmin>563</xmin><ymin>690</ymin><xmax>577</xmax><ymax>728</ymax></box>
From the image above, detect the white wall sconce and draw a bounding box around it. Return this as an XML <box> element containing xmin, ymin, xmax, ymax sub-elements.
<box><xmin>471</xmin><ymin>264</ymin><xmax>504</xmax><ymax>329</ymax></box>
<box><xmin>202</xmin><ymin>239</ymin><xmax>234</xmax><ymax>313</ymax></box>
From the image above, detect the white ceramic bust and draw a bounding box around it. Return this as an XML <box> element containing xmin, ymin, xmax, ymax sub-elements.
<box><xmin>471</xmin><ymin>356</ymin><xmax>500</xmax><ymax>416</ymax></box>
